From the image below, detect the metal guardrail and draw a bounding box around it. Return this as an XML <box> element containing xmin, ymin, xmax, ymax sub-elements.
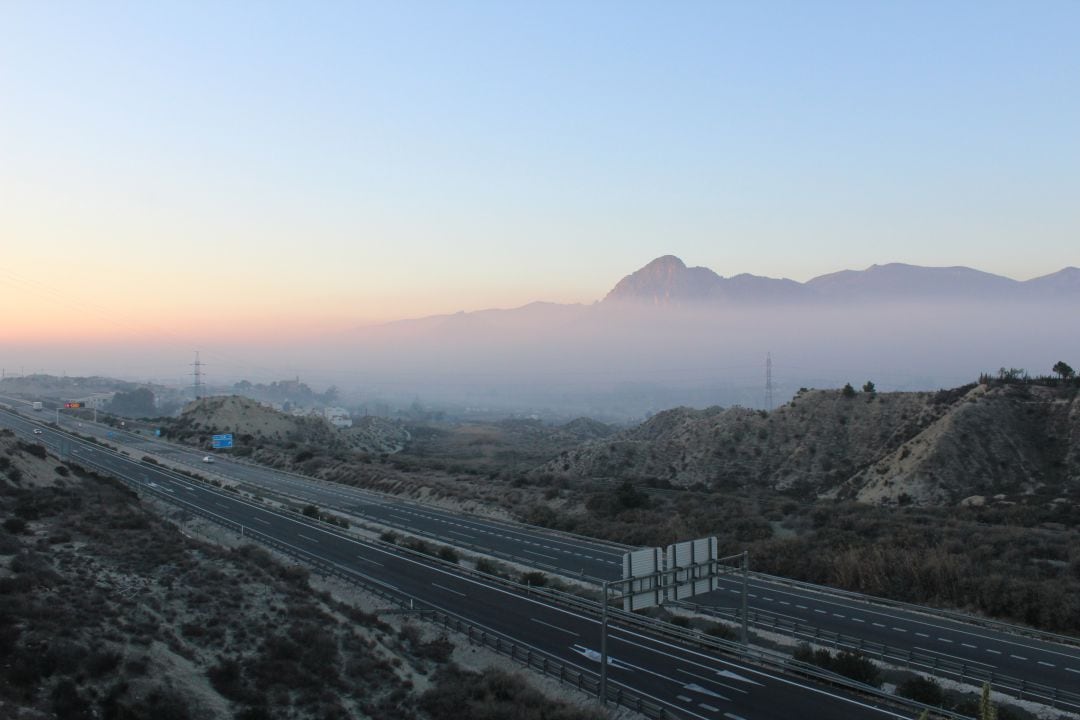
<box><xmin>676</xmin><ymin>600</ymin><xmax>1080</xmax><ymax>714</ymax></box>
<box><xmin>51</xmin><ymin>435</ymin><xmax>984</xmax><ymax>720</ymax></box>
<box><xmin>55</xmin><ymin>408</ymin><xmax>1079</xmax><ymax>652</ymax></box>
<box><xmin>745</xmin><ymin>571</ymin><xmax>1080</xmax><ymax>649</ymax></box>
<box><xmin>419</xmin><ymin>608</ymin><xmax>681</xmax><ymax>719</ymax></box>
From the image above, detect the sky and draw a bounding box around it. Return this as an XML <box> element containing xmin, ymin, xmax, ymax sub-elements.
<box><xmin>2</xmin><ymin>1</ymin><xmax>1078</xmax><ymax>351</ymax></box>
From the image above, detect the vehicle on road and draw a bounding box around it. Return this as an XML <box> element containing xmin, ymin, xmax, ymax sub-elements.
<box><xmin>202</xmin><ymin>455</ymin><xmax>214</xmax><ymax>463</ymax></box>
<box><xmin>32</xmin><ymin>402</ymin><xmax>42</xmax><ymax>411</ymax></box>
<box><xmin>33</xmin><ymin>428</ymin><xmax>43</xmax><ymax>434</ymax></box>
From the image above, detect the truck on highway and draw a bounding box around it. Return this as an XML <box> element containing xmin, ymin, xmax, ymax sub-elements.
<box><xmin>31</xmin><ymin>402</ymin><xmax>42</xmax><ymax>411</ymax></box>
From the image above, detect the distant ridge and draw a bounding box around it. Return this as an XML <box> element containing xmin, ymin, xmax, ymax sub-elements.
<box><xmin>602</xmin><ymin>256</ymin><xmax>1079</xmax><ymax>305</ymax></box>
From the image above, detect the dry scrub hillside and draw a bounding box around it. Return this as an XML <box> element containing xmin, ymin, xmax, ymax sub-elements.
<box><xmin>169</xmin><ymin>396</ymin><xmax>408</xmax><ymax>454</ymax></box>
<box><xmin>397</xmin><ymin>417</ymin><xmax>618</xmax><ymax>475</ymax></box>
<box><xmin>0</xmin><ymin>429</ymin><xmax>606</xmax><ymax>720</ymax></box>
<box><xmin>541</xmin><ymin>382</ymin><xmax>1080</xmax><ymax>507</ymax></box>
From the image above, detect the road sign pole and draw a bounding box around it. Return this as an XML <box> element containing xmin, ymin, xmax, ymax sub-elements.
<box><xmin>599</xmin><ymin>580</ymin><xmax>609</xmax><ymax>704</ymax></box>
<box><xmin>741</xmin><ymin>550</ymin><xmax>749</xmax><ymax>646</ymax></box>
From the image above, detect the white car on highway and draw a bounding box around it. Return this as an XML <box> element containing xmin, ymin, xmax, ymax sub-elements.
<box><xmin>33</xmin><ymin>428</ymin><xmax>43</xmax><ymax>435</ymax></box>
<box><xmin>202</xmin><ymin>455</ymin><xmax>214</xmax><ymax>463</ymax></box>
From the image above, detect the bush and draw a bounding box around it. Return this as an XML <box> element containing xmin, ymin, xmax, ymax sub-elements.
<box><xmin>793</xmin><ymin>643</ymin><xmax>881</xmax><ymax>687</ymax></box>
<box><xmin>520</xmin><ymin>571</ymin><xmax>547</xmax><ymax>587</ymax></box>
<box><xmin>3</xmin><ymin>517</ymin><xmax>27</xmax><ymax>534</ymax></box>
<box><xmin>437</xmin><ymin>546</ymin><xmax>459</xmax><ymax>564</ymax></box>
<box><xmin>897</xmin><ymin>675</ymin><xmax>945</xmax><ymax>706</ymax></box>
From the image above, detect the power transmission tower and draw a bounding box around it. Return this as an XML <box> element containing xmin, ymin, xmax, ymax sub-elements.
<box><xmin>765</xmin><ymin>352</ymin><xmax>774</xmax><ymax>411</ymax></box>
<box><xmin>191</xmin><ymin>351</ymin><xmax>205</xmax><ymax>400</ymax></box>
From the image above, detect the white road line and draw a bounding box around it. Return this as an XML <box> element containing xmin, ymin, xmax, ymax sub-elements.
<box><xmin>961</xmin><ymin>643</ymin><xmax>976</xmax><ymax>649</ymax></box>
<box><xmin>356</xmin><ymin>556</ymin><xmax>384</xmax><ymax>567</ymax></box>
<box><xmin>986</xmin><ymin>649</ymin><xmax>1002</xmax><ymax>655</ymax></box>
<box><xmin>914</xmin><ymin>647</ymin><xmax>996</xmax><ymax>668</ymax></box>
<box><xmin>1038</xmin><ymin>661</ymin><xmax>1055</xmax><ymax>668</ymax></box>
<box><xmin>523</xmin><ymin>549</ymin><xmax>559</xmax><ymax>560</ymax></box>
<box><xmin>1011</xmin><ymin>654</ymin><xmax>1027</xmax><ymax>661</ymax></box>
<box><xmin>677</xmin><ymin>695</ymin><xmax>694</xmax><ymax>703</ymax></box>
<box><xmin>252</xmin><ymin>517</ymin><xmax>270</xmax><ymax>525</ymax></box>
<box><xmin>699</xmin><ymin>704</ymin><xmax>719</xmax><ymax>712</ymax></box>
<box><xmin>529</xmin><ymin>617</ymin><xmax>577</xmax><ymax>637</ymax></box>
<box><xmin>915</xmin><ymin>632</ymin><xmax>929</xmax><ymax>638</ymax></box>
<box><xmin>938</xmin><ymin>638</ymin><xmax>953</xmax><ymax>643</ymax></box>
<box><xmin>675</xmin><ymin>668</ymin><xmax>749</xmax><ymax>695</ymax></box>
<box><xmin>832</xmin><ymin>613</ymin><xmax>845</xmax><ymax>619</ymax></box>
<box><xmin>447</xmin><ymin>530</ymin><xmax>475</xmax><ymax>539</ymax></box>
<box><xmin>892</xmin><ymin>627</ymin><xmax>907</xmax><ymax>633</ymax></box>
<box><xmin>431</xmin><ymin>582</ymin><xmax>466</xmax><ymax>598</ymax></box>
<box><xmin>1067</xmin><ymin>667</ymin><xmax>1079</xmax><ymax>674</ymax></box>
<box><xmin>851</xmin><ymin>617</ymin><xmax>864</xmax><ymax>623</ymax></box>
<box><xmin>296</xmin><ymin>533</ymin><xmax>318</xmax><ymax>543</ymax></box>
<box><xmin>724</xmin><ymin>713</ymin><xmax>748</xmax><ymax>720</ymax></box>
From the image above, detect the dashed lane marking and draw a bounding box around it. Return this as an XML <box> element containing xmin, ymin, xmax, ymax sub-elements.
<box><xmin>296</xmin><ymin>533</ymin><xmax>318</xmax><ymax>543</ymax></box>
<box><xmin>1038</xmin><ymin>661</ymin><xmax>1055</xmax><ymax>668</ymax></box>
<box><xmin>699</xmin><ymin>704</ymin><xmax>719</xmax><ymax>713</ymax></box>
<box><xmin>529</xmin><ymin>618</ymin><xmax>578</xmax><ymax>637</ymax></box>
<box><xmin>1011</xmin><ymin>655</ymin><xmax>1027</xmax><ymax>661</ymax></box>
<box><xmin>431</xmin><ymin>582</ymin><xmax>466</xmax><ymax>598</ymax></box>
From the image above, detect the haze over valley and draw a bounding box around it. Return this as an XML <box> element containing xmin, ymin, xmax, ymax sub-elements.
<box><xmin>3</xmin><ymin>4</ymin><xmax>1080</xmax><ymax>720</ymax></box>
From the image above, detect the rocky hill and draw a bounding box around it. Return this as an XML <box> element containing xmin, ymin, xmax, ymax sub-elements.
<box><xmin>171</xmin><ymin>396</ymin><xmax>409</xmax><ymax>454</ymax></box>
<box><xmin>541</xmin><ymin>382</ymin><xmax>1080</xmax><ymax>507</ymax></box>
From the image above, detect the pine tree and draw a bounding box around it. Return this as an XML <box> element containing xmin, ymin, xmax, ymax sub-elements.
<box><xmin>979</xmin><ymin>682</ymin><xmax>997</xmax><ymax>720</ymax></box>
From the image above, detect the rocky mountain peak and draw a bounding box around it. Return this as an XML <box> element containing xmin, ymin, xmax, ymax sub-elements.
<box><xmin>603</xmin><ymin>255</ymin><xmax>721</xmax><ymax>304</ymax></box>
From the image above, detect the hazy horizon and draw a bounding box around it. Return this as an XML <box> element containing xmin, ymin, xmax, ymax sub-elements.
<box><xmin>3</xmin><ymin>2</ymin><xmax>1078</xmax><ymax>414</ymax></box>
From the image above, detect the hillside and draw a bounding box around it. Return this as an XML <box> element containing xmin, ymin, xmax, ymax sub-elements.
<box><xmin>0</xmin><ymin>430</ymin><xmax>608</xmax><ymax>720</ymax></box>
<box><xmin>542</xmin><ymin>381</ymin><xmax>1080</xmax><ymax>508</ymax></box>
<box><xmin>169</xmin><ymin>396</ymin><xmax>409</xmax><ymax>455</ymax></box>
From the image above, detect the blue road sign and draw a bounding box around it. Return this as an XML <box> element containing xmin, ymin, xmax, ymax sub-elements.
<box><xmin>155</xmin><ymin>429</ymin><xmax>161</xmax><ymax>437</ymax></box>
<box><xmin>211</xmin><ymin>433</ymin><xmax>234</xmax><ymax>449</ymax></box>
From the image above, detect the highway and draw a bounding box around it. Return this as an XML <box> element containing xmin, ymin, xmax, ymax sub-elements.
<box><xmin>0</xmin><ymin>409</ymin><xmax>922</xmax><ymax>720</ymax></box>
<box><xmin>2</xmin><ymin>402</ymin><xmax>1078</xmax><ymax>711</ymax></box>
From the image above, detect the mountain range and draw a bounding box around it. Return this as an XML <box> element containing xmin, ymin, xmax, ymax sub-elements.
<box><xmin>603</xmin><ymin>255</ymin><xmax>1080</xmax><ymax>305</ymax></box>
<box><xmin>294</xmin><ymin>255</ymin><xmax>1080</xmax><ymax>419</ymax></box>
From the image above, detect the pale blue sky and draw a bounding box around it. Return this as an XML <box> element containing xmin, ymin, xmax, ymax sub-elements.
<box><xmin>2</xmin><ymin>1</ymin><xmax>1077</xmax><ymax>334</ymax></box>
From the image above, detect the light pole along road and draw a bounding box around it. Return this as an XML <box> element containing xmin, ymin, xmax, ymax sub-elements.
<box><xmin>3</xmin><ymin>403</ymin><xmax>1079</xmax><ymax>710</ymax></box>
<box><xmin>0</xmin><ymin>411</ymin><xmax>927</xmax><ymax>720</ymax></box>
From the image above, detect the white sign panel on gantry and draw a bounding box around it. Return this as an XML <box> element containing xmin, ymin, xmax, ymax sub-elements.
<box><xmin>621</xmin><ymin>547</ymin><xmax>664</xmax><ymax>611</ymax></box>
<box><xmin>665</xmin><ymin>536</ymin><xmax>719</xmax><ymax>601</ymax></box>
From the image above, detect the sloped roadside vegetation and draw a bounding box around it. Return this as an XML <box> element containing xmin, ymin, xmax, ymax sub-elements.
<box><xmin>0</xmin><ymin>429</ymin><xmax>607</xmax><ymax>720</ymax></box>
